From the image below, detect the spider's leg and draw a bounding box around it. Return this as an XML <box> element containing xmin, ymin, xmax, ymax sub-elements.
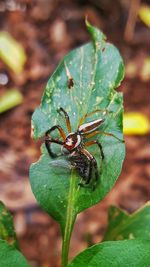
<box><xmin>85</xmin><ymin>140</ymin><xmax>104</xmax><ymax>182</ymax></box>
<box><xmin>84</xmin><ymin>130</ymin><xmax>100</xmax><ymax>139</ymax></box>
<box><xmin>97</xmin><ymin>131</ymin><xmax>124</xmax><ymax>142</ymax></box>
<box><xmin>85</xmin><ymin>140</ymin><xmax>104</xmax><ymax>161</ymax></box>
<box><xmin>84</xmin><ymin>160</ymin><xmax>93</xmax><ymax>184</ymax></box>
<box><xmin>80</xmin><ymin>148</ymin><xmax>99</xmax><ymax>185</ymax></box>
<box><xmin>46</xmin><ymin>125</ymin><xmax>66</xmax><ymax>141</ymax></box>
<box><xmin>57</xmin><ymin>107</ymin><xmax>72</xmax><ymax>133</ymax></box>
<box><xmin>78</xmin><ymin>109</ymin><xmax>109</xmax><ymax>127</ymax></box>
<box><xmin>85</xmin><ymin>131</ymin><xmax>124</xmax><ymax>142</ymax></box>
<box><xmin>92</xmin><ymin>158</ymin><xmax>99</xmax><ymax>182</ymax></box>
<box><xmin>45</xmin><ymin>138</ymin><xmax>64</xmax><ymax>158</ymax></box>
<box><xmin>83</xmin><ymin>157</ymin><xmax>99</xmax><ymax>187</ymax></box>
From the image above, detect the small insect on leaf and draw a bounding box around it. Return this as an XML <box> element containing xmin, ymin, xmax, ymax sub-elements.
<box><xmin>68</xmin><ymin>77</ymin><xmax>74</xmax><ymax>89</ymax></box>
<box><xmin>64</xmin><ymin>61</ymin><xmax>74</xmax><ymax>89</ymax></box>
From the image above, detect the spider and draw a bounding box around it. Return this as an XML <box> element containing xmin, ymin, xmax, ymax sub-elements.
<box><xmin>45</xmin><ymin>107</ymin><xmax>122</xmax><ymax>188</ymax></box>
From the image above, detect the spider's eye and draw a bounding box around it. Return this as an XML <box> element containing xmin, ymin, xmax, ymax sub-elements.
<box><xmin>65</xmin><ymin>133</ymin><xmax>81</xmax><ymax>151</ymax></box>
<box><xmin>65</xmin><ymin>134</ymin><xmax>77</xmax><ymax>147</ymax></box>
<box><xmin>66</xmin><ymin>137</ymin><xmax>74</xmax><ymax>145</ymax></box>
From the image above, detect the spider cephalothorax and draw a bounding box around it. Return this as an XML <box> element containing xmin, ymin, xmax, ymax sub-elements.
<box><xmin>45</xmin><ymin>107</ymin><xmax>122</xmax><ymax>188</ymax></box>
<box><xmin>64</xmin><ymin>133</ymin><xmax>82</xmax><ymax>151</ymax></box>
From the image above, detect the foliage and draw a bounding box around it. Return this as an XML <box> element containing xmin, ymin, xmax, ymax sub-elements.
<box><xmin>123</xmin><ymin>112</ymin><xmax>150</xmax><ymax>135</ymax></box>
<box><xmin>30</xmin><ymin>21</ymin><xmax>125</xmax><ymax>266</ymax></box>
<box><xmin>0</xmin><ymin>201</ymin><xmax>17</xmax><ymax>248</ymax></box>
<box><xmin>0</xmin><ymin>89</ymin><xmax>23</xmax><ymax>113</ymax></box>
<box><xmin>0</xmin><ymin>31</ymin><xmax>26</xmax><ymax>74</ymax></box>
<box><xmin>0</xmin><ymin>202</ymin><xmax>29</xmax><ymax>267</ymax></box>
<box><xmin>30</xmin><ymin>20</ymin><xmax>125</xmax><ymax>233</ymax></box>
<box><xmin>139</xmin><ymin>5</ymin><xmax>150</xmax><ymax>28</ymax></box>
<box><xmin>67</xmin><ymin>239</ymin><xmax>150</xmax><ymax>267</ymax></box>
<box><xmin>0</xmin><ymin>240</ymin><xmax>29</xmax><ymax>267</ymax></box>
<box><xmin>103</xmin><ymin>203</ymin><xmax>150</xmax><ymax>241</ymax></box>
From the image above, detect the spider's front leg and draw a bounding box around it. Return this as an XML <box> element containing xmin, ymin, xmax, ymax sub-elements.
<box><xmin>46</xmin><ymin>125</ymin><xmax>66</xmax><ymax>140</ymax></box>
<box><xmin>57</xmin><ymin>107</ymin><xmax>72</xmax><ymax>133</ymax></box>
<box><xmin>45</xmin><ymin>138</ymin><xmax>64</xmax><ymax>158</ymax></box>
<box><xmin>45</xmin><ymin>124</ymin><xmax>66</xmax><ymax>158</ymax></box>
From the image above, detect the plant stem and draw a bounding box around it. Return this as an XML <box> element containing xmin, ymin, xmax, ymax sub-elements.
<box><xmin>61</xmin><ymin>170</ymin><xmax>77</xmax><ymax>267</ymax></box>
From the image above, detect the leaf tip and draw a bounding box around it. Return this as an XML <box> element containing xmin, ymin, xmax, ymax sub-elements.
<box><xmin>85</xmin><ymin>16</ymin><xmax>90</xmax><ymax>28</ymax></box>
<box><xmin>85</xmin><ymin>18</ymin><xmax>106</xmax><ymax>47</ymax></box>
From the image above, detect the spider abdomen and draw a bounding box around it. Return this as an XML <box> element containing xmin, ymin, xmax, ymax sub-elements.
<box><xmin>78</xmin><ymin>118</ymin><xmax>104</xmax><ymax>134</ymax></box>
<box><xmin>69</xmin><ymin>153</ymin><xmax>90</xmax><ymax>181</ymax></box>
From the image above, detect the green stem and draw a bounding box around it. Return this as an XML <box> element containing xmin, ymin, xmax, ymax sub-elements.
<box><xmin>61</xmin><ymin>170</ymin><xmax>77</xmax><ymax>267</ymax></box>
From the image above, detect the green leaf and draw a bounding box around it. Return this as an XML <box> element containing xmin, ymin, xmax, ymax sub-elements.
<box><xmin>0</xmin><ymin>201</ymin><xmax>18</xmax><ymax>248</ymax></box>
<box><xmin>0</xmin><ymin>240</ymin><xmax>29</xmax><ymax>267</ymax></box>
<box><xmin>67</xmin><ymin>239</ymin><xmax>150</xmax><ymax>267</ymax></box>
<box><xmin>0</xmin><ymin>32</ymin><xmax>26</xmax><ymax>74</ymax></box>
<box><xmin>30</xmin><ymin>21</ymin><xmax>125</xmax><ymax>234</ymax></box>
<box><xmin>103</xmin><ymin>202</ymin><xmax>150</xmax><ymax>241</ymax></box>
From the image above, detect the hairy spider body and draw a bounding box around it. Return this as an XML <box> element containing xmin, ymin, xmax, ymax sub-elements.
<box><xmin>45</xmin><ymin>107</ymin><xmax>123</xmax><ymax>187</ymax></box>
<box><xmin>69</xmin><ymin>152</ymin><xmax>90</xmax><ymax>181</ymax></box>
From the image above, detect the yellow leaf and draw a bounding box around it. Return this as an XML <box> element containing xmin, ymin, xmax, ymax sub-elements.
<box><xmin>0</xmin><ymin>32</ymin><xmax>26</xmax><ymax>74</ymax></box>
<box><xmin>138</xmin><ymin>5</ymin><xmax>150</xmax><ymax>28</ymax></box>
<box><xmin>140</xmin><ymin>57</ymin><xmax>150</xmax><ymax>81</ymax></box>
<box><xmin>126</xmin><ymin>61</ymin><xmax>137</xmax><ymax>79</ymax></box>
<box><xmin>0</xmin><ymin>89</ymin><xmax>23</xmax><ymax>113</ymax></box>
<box><xmin>123</xmin><ymin>112</ymin><xmax>150</xmax><ymax>135</ymax></box>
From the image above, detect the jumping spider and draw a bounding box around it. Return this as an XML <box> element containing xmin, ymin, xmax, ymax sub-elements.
<box><xmin>45</xmin><ymin>107</ymin><xmax>122</xmax><ymax>188</ymax></box>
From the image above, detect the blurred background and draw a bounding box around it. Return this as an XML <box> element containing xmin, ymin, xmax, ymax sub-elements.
<box><xmin>0</xmin><ymin>0</ymin><xmax>150</xmax><ymax>266</ymax></box>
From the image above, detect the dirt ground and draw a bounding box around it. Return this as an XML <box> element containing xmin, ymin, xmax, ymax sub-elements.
<box><xmin>0</xmin><ymin>1</ymin><xmax>150</xmax><ymax>267</ymax></box>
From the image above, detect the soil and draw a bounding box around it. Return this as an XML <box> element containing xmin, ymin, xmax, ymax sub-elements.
<box><xmin>0</xmin><ymin>1</ymin><xmax>150</xmax><ymax>267</ymax></box>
